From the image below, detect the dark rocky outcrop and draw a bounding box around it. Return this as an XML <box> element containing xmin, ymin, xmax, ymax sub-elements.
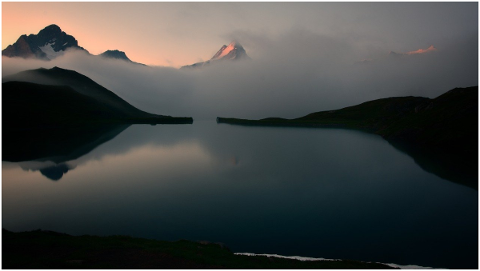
<box><xmin>2</xmin><ymin>24</ymin><xmax>86</xmax><ymax>60</ymax></box>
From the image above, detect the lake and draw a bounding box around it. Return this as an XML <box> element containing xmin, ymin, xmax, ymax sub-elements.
<box><xmin>2</xmin><ymin>120</ymin><xmax>477</xmax><ymax>268</ymax></box>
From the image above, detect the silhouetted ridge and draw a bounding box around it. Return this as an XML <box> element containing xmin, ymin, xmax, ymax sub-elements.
<box><xmin>98</xmin><ymin>49</ymin><xmax>146</xmax><ymax>65</ymax></box>
<box><xmin>3</xmin><ymin>67</ymin><xmax>193</xmax><ymax>126</ymax></box>
<box><xmin>2</xmin><ymin>24</ymin><xmax>146</xmax><ymax>65</ymax></box>
<box><xmin>100</xmin><ymin>50</ymin><xmax>131</xmax><ymax>61</ymax></box>
<box><xmin>2</xmin><ymin>24</ymin><xmax>86</xmax><ymax>60</ymax></box>
<box><xmin>5</xmin><ymin>67</ymin><xmax>150</xmax><ymax>118</ymax></box>
<box><xmin>217</xmin><ymin>86</ymin><xmax>478</xmax><ymax>189</ymax></box>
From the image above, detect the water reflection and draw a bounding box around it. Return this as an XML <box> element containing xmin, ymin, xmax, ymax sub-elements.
<box><xmin>3</xmin><ymin>124</ymin><xmax>130</xmax><ymax>180</ymax></box>
<box><xmin>3</xmin><ymin>123</ymin><xmax>204</xmax><ymax>181</ymax></box>
<box><xmin>38</xmin><ymin>163</ymin><xmax>75</xmax><ymax>181</ymax></box>
<box><xmin>388</xmin><ymin>140</ymin><xmax>478</xmax><ymax>190</ymax></box>
<box><xmin>2</xmin><ymin>121</ymin><xmax>477</xmax><ymax>268</ymax></box>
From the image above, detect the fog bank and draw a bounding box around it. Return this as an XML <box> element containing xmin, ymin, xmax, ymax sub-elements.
<box><xmin>3</xmin><ymin>29</ymin><xmax>477</xmax><ymax>120</ymax></box>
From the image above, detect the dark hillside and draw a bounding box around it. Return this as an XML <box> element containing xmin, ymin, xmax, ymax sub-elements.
<box><xmin>217</xmin><ymin>87</ymin><xmax>478</xmax><ymax>189</ymax></box>
<box><xmin>3</xmin><ymin>81</ymin><xmax>192</xmax><ymax>127</ymax></box>
<box><xmin>4</xmin><ymin>67</ymin><xmax>148</xmax><ymax>117</ymax></box>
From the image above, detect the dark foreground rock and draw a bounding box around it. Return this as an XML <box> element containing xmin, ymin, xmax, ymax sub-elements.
<box><xmin>2</xmin><ymin>229</ymin><xmax>392</xmax><ymax>269</ymax></box>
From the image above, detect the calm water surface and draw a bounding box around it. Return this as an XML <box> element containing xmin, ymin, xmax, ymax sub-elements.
<box><xmin>2</xmin><ymin>121</ymin><xmax>477</xmax><ymax>268</ymax></box>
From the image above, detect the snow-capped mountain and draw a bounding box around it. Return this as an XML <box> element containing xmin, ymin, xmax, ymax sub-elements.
<box><xmin>211</xmin><ymin>41</ymin><xmax>249</xmax><ymax>61</ymax></box>
<box><xmin>2</xmin><ymin>24</ymin><xmax>87</xmax><ymax>60</ymax></box>
<box><xmin>182</xmin><ymin>41</ymin><xmax>250</xmax><ymax>69</ymax></box>
<box><xmin>3</xmin><ymin>24</ymin><xmax>146</xmax><ymax>65</ymax></box>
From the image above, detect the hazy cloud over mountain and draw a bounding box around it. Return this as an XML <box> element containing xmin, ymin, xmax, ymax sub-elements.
<box><xmin>4</xmin><ymin>29</ymin><xmax>476</xmax><ymax>121</ymax></box>
<box><xmin>3</xmin><ymin>2</ymin><xmax>477</xmax><ymax>67</ymax></box>
<box><xmin>3</xmin><ymin>2</ymin><xmax>477</xmax><ymax>120</ymax></box>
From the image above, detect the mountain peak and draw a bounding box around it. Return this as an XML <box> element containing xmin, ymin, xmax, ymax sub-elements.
<box><xmin>181</xmin><ymin>41</ymin><xmax>249</xmax><ymax>69</ymax></box>
<box><xmin>211</xmin><ymin>41</ymin><xmax>248</xmax><ymax>61</ymax></box>
<box><xmin>40</xmin><ymin>24</ymin><xmax>62</xmax><ymax>34</ymax></box>
<box><xmin>99</xmin><ymin>50</ymin><xmax>131</xmax><ymax>62</ymax></box>
<box><xmin>211</xmin><ymin>45</ymin><xmax>228</xmax><ymax>59</ymax></box>
<box><xmin>98</xmin><ymin>49</ymin><xmax>146</xmax><ymax>66</ymax></box>
<box><xmin>2</xmin><ymin>24</ymin><xmax>86</xmax><ymax>60</ymax></box>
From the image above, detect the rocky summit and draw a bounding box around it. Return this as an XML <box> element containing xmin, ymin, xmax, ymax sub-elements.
<box><xmin>99</xmin><ymin>50</ymin><xmax>132</xmax><ymax>62</ymax></box>
<box><xmin>181</xmin><ymin>41</ymin><xmax>250</xmax><ymax>69</ymax></box>
<box><xmin>2</xmin><ymin>24</ymin><xmax>86</xmax><ymax>60</ymax></box>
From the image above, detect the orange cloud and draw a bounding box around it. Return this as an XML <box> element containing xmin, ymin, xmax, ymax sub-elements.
<box><xmin>405</xmin><ymin>45</ymin><xmax>437</xmax><ymax>55</ymax></box>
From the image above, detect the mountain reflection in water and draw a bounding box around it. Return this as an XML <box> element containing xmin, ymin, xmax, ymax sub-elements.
<box><xmin>3</xmin><ymin>124</ymin><xmax>130</xmax><ymax>180</ymax></box>
<box><xmin>3</xmin><ymin>121</ymin><xmax>477</xmax><ymax>189</ymax></box>
<box><xmin>2</xmin><ymin>121</ymin><xmax>477</xmax><ymax>268</ymax></box>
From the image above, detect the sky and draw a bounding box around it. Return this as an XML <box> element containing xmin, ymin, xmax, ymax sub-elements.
<box><xmin>2</xmin><ymin>2</ymin><xmax>478</xmax><ymax>67</ymax></box>
<box><xmin>2</xmin><ymin>2</ymin><xmax>478</xmax><ymax>120</ymax></box>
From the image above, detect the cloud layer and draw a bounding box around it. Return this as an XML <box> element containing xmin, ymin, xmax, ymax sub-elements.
<box><xmin>2</xmin><ymin>29</ymin><xmax>477</xmax><ymax>120</ymax></box>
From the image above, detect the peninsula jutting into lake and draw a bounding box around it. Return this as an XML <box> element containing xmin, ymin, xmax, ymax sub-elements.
<box><xmin>3</xmin><ymin>67</ymin><xmax>194</xmax><ymax>127</ymax></box>
<box><xmin>218</xmin><ymin>86</ymin><xmax>478</xmax><ymax>189</ymax></box>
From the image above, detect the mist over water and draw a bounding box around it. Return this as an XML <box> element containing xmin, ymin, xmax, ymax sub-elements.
<box><xmin>2</xmin><ymin>28</ymin><xmax>477</xmax><ymax>120</ymax></box>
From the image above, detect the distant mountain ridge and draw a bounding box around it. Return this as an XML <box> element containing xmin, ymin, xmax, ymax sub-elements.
<box><xmin>100</xmin><ymin>50</ymin><xmax>131</xmax><ymax>61</ymax></box>
<box><xmin>99</xmin><ymin>49</ymin><xmax>146</xmax><ymax>66</ymax></box>
<box><xmin>3</xmin><ymin>24</ymin><xmax>145</xmax><ymax>65</ymax></box>
<box><xmin>2</xmin><ymin>24</ymin><xmax>86</xmax><ymax>60</ymax></box>
<box><xmin>182</xmin><ymin>41</ymin><xmax>250</xmax><ymax>69</ymax></box>
<box><xmin>3</xmin><ymin>24</ymin><xmax>249</xmax><ymax>68</ymax></box>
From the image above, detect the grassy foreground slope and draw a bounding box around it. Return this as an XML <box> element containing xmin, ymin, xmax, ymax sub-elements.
<box><xmin>218</xmin><ymin>87</ymin><xmax>478</xmax><ymax>189</ymax></box>
<box><xmin>3</xmin><ymin>229</ymin><xmax>392</xmax><ymax>269</ymax></box>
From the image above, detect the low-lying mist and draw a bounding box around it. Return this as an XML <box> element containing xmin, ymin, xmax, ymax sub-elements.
<box><xmin>3</xmin><ymin>30</ymin><xmax>477</xmax><ymax>120</ymax></box>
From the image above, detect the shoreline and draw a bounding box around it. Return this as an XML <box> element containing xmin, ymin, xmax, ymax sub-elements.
<box><xmin>3</xmin><ymin>229</ymin><xmax>394</xmax><ymax>269</ymax></box>
<box><xmin>234</xmin><ymin>253</ymin><xmax>433</xmax><ymax>269</ymax></box>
